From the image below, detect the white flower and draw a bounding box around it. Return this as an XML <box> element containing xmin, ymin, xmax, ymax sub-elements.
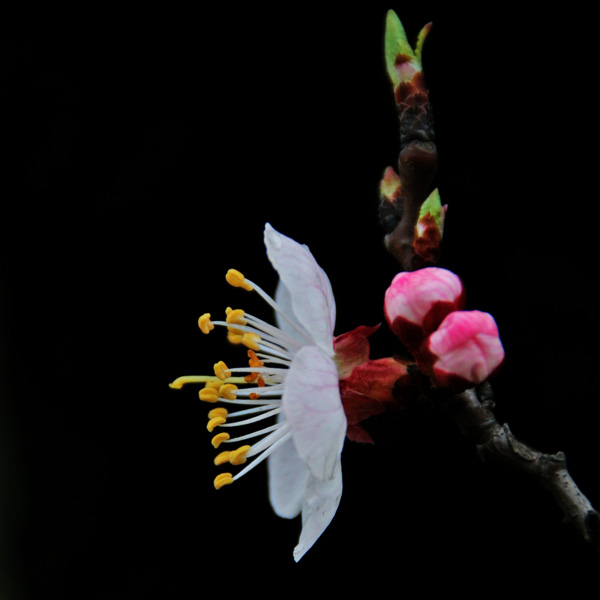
<box><xmin>169</xmin><ymin>223</ymin><xmax>346</xmax><ymax>561</ymax></box>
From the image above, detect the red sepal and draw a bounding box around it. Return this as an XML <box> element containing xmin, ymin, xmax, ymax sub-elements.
<box><xmin>334</xmin><ymin>325</ymin><xmax>414</xmax><ymax>443</ymax></box>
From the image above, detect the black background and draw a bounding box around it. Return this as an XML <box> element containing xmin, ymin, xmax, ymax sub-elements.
<box><xmin>2</xmin><ymin>4</ymin><xmax>599</xmax><ymax>597</ymax></box>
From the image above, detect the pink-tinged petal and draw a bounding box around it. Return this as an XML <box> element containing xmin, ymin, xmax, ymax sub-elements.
<box><xmin>282</xmin><ymin>345</ymin><xmax>346</xmax><ymax>481</ymax></box>
<box><xmin>426</xmin><ymin>310</ymin><xmax>504</xmax><ymax>389</ymax></box>
<box><xmin>268</xmin><ymin>427</ymin><xmax>310</xmax><ymax>519</ymax></box>
<box><xmin>293</xmin><ymin>461</ymin><xmax>343</xmax><ymax>562</ymax></box>
<box><xmin>264</xmin><ymin>223</ymin><xmax>336</xmax><ymax>355</ymax></box>
<box><xmin>384</xmin><ymin>267</ymin><xmax>465</xmax><ymax>352</ymax></box>
<box><xmin>333</xmin><ymin>324</ymin><xmax>380</xmax><ymax>379</ymax></box>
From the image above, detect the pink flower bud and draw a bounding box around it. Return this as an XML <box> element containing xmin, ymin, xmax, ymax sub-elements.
<box><xmin>384</xmin><ymin>267</ymin><xmax>465</xmax><ymax>353</ymax></box>
<box><xmin>423</xmin><ymin>310</ymin><xmax>504</xmax><ymax>390</ymax></box>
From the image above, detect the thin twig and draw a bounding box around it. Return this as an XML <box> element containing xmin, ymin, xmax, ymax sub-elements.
<box><xmin>441</xmin><ymin>383</ymin><xmax>600</xmax><ymax>552</ymax></box>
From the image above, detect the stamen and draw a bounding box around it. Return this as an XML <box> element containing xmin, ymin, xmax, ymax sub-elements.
<box><xmin>244</xmin><ymin>313</ymin><xmax>305</xmax><ymax>353</ymax></box>
<box><xmin>214</xmin><ymin>444</ymin><xmax>251</xmax><ymax>466</ymax></box>
<box><xmin>256</xmin><ymin>353</ymin><xmax>291</xmax><ymax>367</ymax></box>
<box><xmin>225</xmin><ymin>308</ymin><xmax>247</xmax><ymax>326</ymax></box>
<box><xmin>219</xmin><ymin>383</ymin><xmax>238</xmax><ymax>400</ymax></box>
<box><xmin>242</xmin><ymin>277</ymin><xmax>313</xmax><ymax>345</ymax></box>
<box><xmin>214</xmin><ymin>361</ymin><xmax>231</xmax><ymax>380</ymax></box>
<box><xmin>212</xmin><ymin>432</ymin><xmax>230</xmax><ymax>448</ymax></box>
<box><xmin>245</xmin><ymin>422</ymin><xmax>290</xmax><ymax>458</ymax></box>
<box><xmin>229</xmin><ymin>445</ymin><xmax>251</xmax><ymax>465</ymax></box>
<box><xmin>214</xmin><ymin>473</ymin><xmax>234</xmax><ymax>489</ymax></box>
<box><xmin>208</xmin><ymin>407</ymin><xmax>228</xmax><ymax>419</ymax></box>
<box><xmin>207</xmin><ymin>416</ymin><xmax>226</xmax><ymax>432</ymax></box>
<box><xmin>226</xmin><ymin>269</ymin><xmax>253</xmax><ymax>291</ymax></box>
<box><xmin>242</xmin><ymin>332</ymin><xmax>261</xmax><ymax>351</ymax></box>
<box><xmin>231</xmin><ymin>429</ymin><xmax>293</xmax><ymax>483</ymax></box>
<box><xmin>247</xmin><ymin>350</ymin><xmax>264</xmax><ymax>368</ymax></box>
<box><xmin>213</xmin><ymin>397</ymin><xmax>281</xmax><ymax>406</ymax></box>
<box><xmin>227</xmin><ymin>332</ymin><xmax>244</xmax><ymax>345</ymax></box>
<box><xmin>214</xmin><ymin>451</ymin><xmax>232</xmax><ymax>465</ymax></box>
<box><xmin>219</xmin><ymin>407</ymin><xmax>280</xmax><ymax>428</ymax></box>
<box><xmin>228</xmin><ymin>366</ymin><xmax>289</xmax><ymax>377</ymax></box>
<box><xmin>223</xmin><ymin>405</ymin><xmax>279</xmax><ymax>419</ymax></box>
<box><xmin>234</xmin><ymin>383</ymin><xmax>285</xmax><ymax>397</ymax></box>
<box><xmin>222</xmin><ymin>422</ymin><xmax>281</xmax><ymax>443</ymax></box>
<box><xmin>198</xmin><ymin>313</ymin><xmax>214</xmax><ymax>334</ymax></box>
<box><xmin>199</xmin><ymin>388</ymin><xmax>219</xmax><ymax>403</ymax></box>
<box><xmin>208</xmin><ymin>319</ymin><xmax>295</xmax><ymax>359</ymax></box>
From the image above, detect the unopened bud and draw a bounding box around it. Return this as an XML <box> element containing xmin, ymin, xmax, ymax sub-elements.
<box><xmin>423</xmin><ymin>310</ymin><xmax>505</xmax><ymax>390</ymax></box>
<box><xmin>384</xmin><ymin>267</ymin><xmax>465</xmax><ymax>353</ymax></box>
<box><xmin>413</xmin><ymin>189</ymin><xmax>446</xmax><ymax>265</ymax></box>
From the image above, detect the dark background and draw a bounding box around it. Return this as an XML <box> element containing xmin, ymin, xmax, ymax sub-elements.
<box><xmin>2</xmin><ymin>4</ymin><xmax>599</xmax><ymax>597</ymax></box>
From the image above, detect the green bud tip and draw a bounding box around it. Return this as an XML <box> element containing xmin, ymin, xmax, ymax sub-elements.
<box><xmin>418</xmin><ymin>188</ymin><xmax>445</xmax><ymax>235</ymax></box>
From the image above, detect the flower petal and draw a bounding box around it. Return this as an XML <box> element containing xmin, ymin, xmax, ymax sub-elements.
<box><xmin>264</xmin><ymin>223</ymin><xmax>336</xmax><ymax>355</ymax></box>
<box><xmin>282</xmin><ymin>345</ymin><xmax>346</xmax><ymax>481</ymax></box>
<box><xmin>274</xmin><ymin>279</ymin><xmax>313</xmax><ymax>344</ymax></box>
<box><xmin>268</xmin><ymin>424</ymin><xmax>310</xmax><ymax>519</ymax></box>
<box><xmin>293</xmin><ymin>461</ymin><xmax>343</xmax><ymax>562</ymax></box>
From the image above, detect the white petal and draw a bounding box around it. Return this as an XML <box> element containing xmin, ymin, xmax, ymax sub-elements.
<box><xmin>282</xmin><ymin>345</ymin><xmax>346</xmax><ymax>481</ymax></box>
<box><xmin>268</xmin><ymin>422</ymin><xmax>310</xmax><ymax>519</ymax></box>
<box><xmin>264</xmin><ymin>223</ymin><xmax>336</xmax><ymax>355</ymax></box>
<box><xmin>293</xmin><ymin>460</ymin><xmax>343</xmax><ymax>562</ymax></box>
<box><xmin>274</xmin><ymin>279</ymin><xmax>312</xmax><ymax>344</ymax></box>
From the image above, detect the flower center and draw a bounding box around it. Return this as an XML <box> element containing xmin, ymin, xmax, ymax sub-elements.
<box><xmin>169</xmin><ymin>269</ymin><xmax>307</xmax><ymax>489</ymax></box>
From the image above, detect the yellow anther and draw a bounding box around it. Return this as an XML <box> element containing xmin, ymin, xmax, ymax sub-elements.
<box><xmin>248</xmin><ymin>350</ymin><xmax>264</xmax><ymax>368</ymax></box>
<box><xmin>214</xmin><ymin>361</ymin><xmax>231</xmax><ymax>380</ymax></box>
<box><xmin>226</xmin><ymin>269</ymin><xmax>253</xmax><ymax>291</ymax></box>
<box><xmin>208</xmin><ymin>407</ymin><xmax>228</xmax><ymax>419</ymax></box>
<box><xmin>226</xmin><ymin>308</ymin><xmax>247</xmax><ymax>326</ymax></box>
<box><xmin>242</xmin><ymin>332</ymin><xmax>261</xmax><ymax>351</ymax></box>
<box><xmin>214</xmin><ymin>473</ymin><xmax>234</xmax><ymax>489</ymax></box>
<box><xmin>207</xmin><ymin>416</ymin><xmax>226</xmax><ymax>432</ymax></box>
<box><xmin>198</xmin><ymin>313</ymin><xmax>214</xmax><ymax>335</ymax></box>
<box><xmin>227</xmin><ymin>332</ymin><xmax>244</xmax><ymax>345</ymax></box>
<box><xmin>205</xmin><ymin>380</ymin><xmax>222</xmax><ymax>390</ymax></box>
<box><xmin>229</xmin><ymin>445</ymin><xmax>251</xmax><ymax>466</ymax></box>
<box><xmin>199</xmin><ymin>387</ymin><xmax>219</xmax><ymax>403</ymax></box>
<box><xmin>212</xmin><ymin>432</ymin><xmax>230</xmax><ymax>448</ymax></box>
<box><xmin>219</xmin><ymin>383</ymin><xmax>238</xmax><ymax>400</ymax></box>
<box><xmin>214</xmin><ymin>451</ymin><xmax>232</xmax><ymax>466</ymax></box>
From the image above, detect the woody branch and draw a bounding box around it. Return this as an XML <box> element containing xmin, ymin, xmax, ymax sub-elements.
<box><xmin>380</xmin><ymin>10</ymin><xmax>599</xmax><ymax>553</ymax></box>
